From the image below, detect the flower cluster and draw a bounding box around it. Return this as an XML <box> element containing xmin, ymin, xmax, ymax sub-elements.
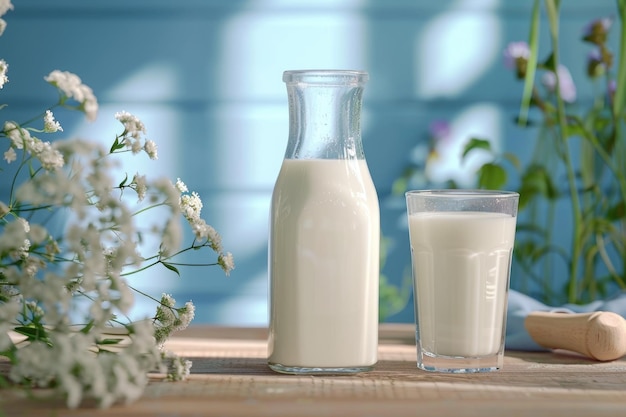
<box><xmin>504</xmin><ymin>41</ymin><xmax>578</xmax><ymax>103</ymax></box>
<box><xmin>0</xmin><ymin>1</ymin><xmax>233</xmax><ymax>409</ymax></box>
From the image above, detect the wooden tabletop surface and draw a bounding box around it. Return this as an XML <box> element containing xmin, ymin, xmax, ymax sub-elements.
<box><xmin>3</xmin><ymin>324</ymin><xmax>626</xmax><ymax>417</ymax></box>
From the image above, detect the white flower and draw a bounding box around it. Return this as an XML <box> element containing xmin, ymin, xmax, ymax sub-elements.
<box><xmin>161</xmin><ymin>350</ymin><xmax>192</xmax><ymax>382</ymax></box>
<box><xmin>43</xmin><ymin>110</ymin><xmax>63</xmax><ymax>132</ymax></box>
<box><xmin>218</xmin><ymin>252</ymin><xmax>235</xmax><ymax>275</ymax></box>
<box><xmin>3</xmin><ymin>147</ymin><xmax>15</xmax><ymax>163</ymax></box>
<box><xmin>175</xmin><ymin>301</ymin><xmax>195</xmax><ymax>331</ymax></box>
<box><xmin>175</xmin><ymin>178</ymin><xmax>188</xmax><ymax>193</ymax></box>
<box><xmin>0</xmin><ymin>0</ymin><xmax>13</xmax><ymax>17</ymax></box>
<box><xmin>35</xmin><ymin>140</ymin><xmax>65</xmax><ymax>170</ymax></box>
<box><xmin>17</xmin><ymin>217</ymin><xmax>29</xmax><ymax>233</ymax></box>
<box><xmin>0</xmin><ymin>0</ymin><xmax>12</xmax><ymax>36</ymax></box>
<box><xmin>44</xmin><ymin>70</ymin><xmax>98</xmax><ymax>121</ymax></box>
<box><xmin>4</xmin><ymin>121</ymin><xmax>32</xmax><ymax>149</ymax></box>
<box><xmin>0</xmin><ymin>200</ymin><xmax>8</xmax><ymax>217</ymax></box>
<box><xmin>180</xmin><ymin>191</ymin><xmax>203</xmax><ymax>222</ymax></box>
<box><xmin>1</xmin><ymin>26</ymin><xmax>232</xmax><ymax>407</ymax></box>
<box><xmin>144</xmin><ymin>139</ymin><xmax>158</xmax><ymax>160</ymax></box>
<box><xmin>131</xmin><ymin>173</ymin><xmax>147</xmax><ymax>202</ymax></box>
<box><xmin>114</xmin><ymin>111</ymin><xmax>146</xmax><ymax>139</ymax></box>
<box><xmin>0</xmin><ymin>59</ymin><xmax>7</xmax><ymax>88</ymax></box>
<box><xmin>191</xmin><ymin>219</ymin><xmax>222</xmax><ymax>250</ymax></box>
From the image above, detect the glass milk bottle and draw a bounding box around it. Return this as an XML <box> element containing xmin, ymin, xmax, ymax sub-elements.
<box><xmin>268</xmin><ymin>70</ymin><xmax>379</xmax><ymax>374</ymax></box>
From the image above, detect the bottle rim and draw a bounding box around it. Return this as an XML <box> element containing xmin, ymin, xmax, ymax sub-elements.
<box><xmin>283</xmin><ymin>70</ymin><xmax>369</xmax><ymax>85</ymax></box>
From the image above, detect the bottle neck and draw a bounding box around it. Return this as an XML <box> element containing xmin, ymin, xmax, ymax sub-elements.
<box><xmin>283</xmin><ymin>70</ymin><xmax>367</xmax><ymax>160</ymax></box>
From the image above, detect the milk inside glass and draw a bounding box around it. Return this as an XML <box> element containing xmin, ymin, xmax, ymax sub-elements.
<box><xmin>268</xmin><ymin>158</ymin><xmax>379</xmax><ymax>371</ymax></box>
<box><xmin>409</xmin><ymin>211</ymin><xmax>516</xmax><ymax>357</ymax></box>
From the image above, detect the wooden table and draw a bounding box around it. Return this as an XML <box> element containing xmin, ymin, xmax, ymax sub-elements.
<box><xmin>3</xmin><ymin>324</ymin><xmax>626</xmax><ymax>416</ymax></box>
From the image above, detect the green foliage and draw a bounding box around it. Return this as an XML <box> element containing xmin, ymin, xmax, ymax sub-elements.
<box><xmin>378</xmin><ymin>235</ymin><xmax>411</xmax><ymax>322</ymax></box>
<box><xmin>391</xmin><ymin>1</ymin><xmax>626</xmax><ymax>306</ymax></box>
<box><xmin>472</xmin><ymin>1</ymin><xmax>626</xmax><ymax>305</ymax></box>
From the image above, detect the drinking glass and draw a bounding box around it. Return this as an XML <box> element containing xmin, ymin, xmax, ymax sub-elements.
<box><xmin>406</xmin><ymin>190</ymin><xmax>519</xmax><ymax>373</ymax></box>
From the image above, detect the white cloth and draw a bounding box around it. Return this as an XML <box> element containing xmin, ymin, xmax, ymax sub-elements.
<box><xmin>506</xmin><ymin>289</ymin><xmax>626</xmax><ymax>351</ymax></box>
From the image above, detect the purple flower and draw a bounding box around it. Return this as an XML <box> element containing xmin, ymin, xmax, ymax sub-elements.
<box><xmin>503</xmin><ymin>41</ymin><xmax>530</xmax><ymax>69</ymax></box>
<box><xmin>541</xmin><ymin>65</ymin><xmax>577</xmax><ymax>103</ymax></box>
<box><xmin>503</xmin><ymin>41</ymin><xmax>530</xmax><ymax>79</ymax></box>
<box><xmin>608</xmin><ymin>79</ymin><xmax>617</xmax><ymax>101</ymax></box>
<box><xmin>582</xmin><ymin>17</ymin><xmax>613</xmax><ymax>45</ymax></box>
<box><xmin>429</xmin><ymin>120</ymin><xmax>451</xmax><ymax>143</ymax></box>
<box><xmin>586</xmin><ymin>48</ymin><xmax>606</xmax><ymax>78</ymax></box>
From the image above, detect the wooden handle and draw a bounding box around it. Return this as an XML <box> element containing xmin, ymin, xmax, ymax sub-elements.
<box><xmin>524</xmin><ymin>311</ymin><xmax>626</xmax><ymax>361</ymax></box>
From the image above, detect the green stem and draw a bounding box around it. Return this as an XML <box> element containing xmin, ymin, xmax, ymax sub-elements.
<box><xmin>615</xmin><ymin>0</ymin><xmax>626</xmax><ymax>282</ymax></box>
<box><xmin>519</xmin><ymin>0</ymin><xmax>542</xmax><ymax>126</ymax></box>
<box><xmin>544</xmin><ymin>0</ymin><xmax>583</xmax><ymax>303</ymax></box>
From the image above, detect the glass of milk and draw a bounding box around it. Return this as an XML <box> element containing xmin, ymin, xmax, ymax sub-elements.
<box><xmin>405</xmin><ymin>189</ymin><xmax>519</xmax><ymax>373</ymax></box>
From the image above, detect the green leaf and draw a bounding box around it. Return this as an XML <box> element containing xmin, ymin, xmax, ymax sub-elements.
<box><xmin>502</xmin><ymin>152</ymin><xmax>522</xmax><ymax>170</ymax></box>
<box><xmin>118</xmin><ymin>173</ymin><xmax>129</xmax><ymax>188</ymax></box>
<box><xmin>462</xmin><ymin>138</ymin><xmax>493</xmax><ymax>160</ymax></box>
<box><xmin>476</xmin><ymin>163</ymin><xmax>507</xmax><ymax>190</ymax></box>
<box><xmin>13</xmin><ymin>325</ymin><xmax>48</xmax><ymax>342</ymax></box>
<box><xmin>109</xmin><ymin>137</ymin><xmax>126</xmax><ymax>153</ymax></box>
<box><xmin>607</xmin><ymin>201</ymin><xmax>626</xmax><ymax>221</ymax></box>
<box><xmin>161</xmin><ymin>261</ymin><xmax>180</xmax><ymax>276</ymax></box>
<box><xmin>80</xmin><ymin>320</ymin><xmax>95</xmax><ymax>335</ymax></box>
<box><xmin>518</xmin><ymin>164</ymin><xmax>559</xmax><ymax>209</ymax></box>
<box><xmin>98</xmin><ymin>338</ymin><xmax>124</xmax><ymax>345</ymax></box>
<box><xmin>391</xmin><ymin>176</ymin><xmax>408</xmax><ymax>196</ymax></box>
<box><xmin>541</xmin><ymin>52</ymin><xmax>556</xmax><ymax>72</ymax></box>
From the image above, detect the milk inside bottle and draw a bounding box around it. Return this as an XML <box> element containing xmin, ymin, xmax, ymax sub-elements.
<box><xmin>268</xmin><ymin>70</ymin><xmax>379</xmax><ymax>374</ymax></box>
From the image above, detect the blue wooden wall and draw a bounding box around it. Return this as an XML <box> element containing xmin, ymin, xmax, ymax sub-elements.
<box><xmin>0</xmin><ymin>0</ymin><xmax>619</xmax><ymax>325</ymax></box>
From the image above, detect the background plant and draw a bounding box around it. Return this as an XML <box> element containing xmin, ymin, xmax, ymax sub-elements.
<box><xmin>463</xmin><ymin>0</ymin><xmax>626</xmax><ymax>305</ymax></box>
<box><xmin>0</xmin><ymin>1</ymin><xmax>233</xmax><ymax>409</ymax></box>
<box><xmin>392</xmin><ymin>0</ymin><xmax>625</xmax><ymax>306</ymax></box>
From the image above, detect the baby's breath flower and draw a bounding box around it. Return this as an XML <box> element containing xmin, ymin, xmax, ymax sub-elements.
<box><xmin>175</xmin><ymin>301</ymin><xmax>195</xmax><ymax>331</ymax></box>
<box><xmin>35</xmin><ymin>140</ymin><xmax>65</xmax><ymax>170</ymax></box>
<box><xmin>180</xmin><ymin>191</ymin><xmax>203</xmax><ymax>222</ymax></box>
<box><xmin>144</xmin><ymin>139</ymin><xmax>158</xmax><ymax>160</ymax></box>
<box><xmin>1</xmin><ymin>34</ymin><xmax>232</xmax><ymax>407</ymax></box>
<box><xmin>3</xmin><ymin>147</ymin><xmax>15</xmax><ymax>163</ymax></box>
<box><xmin>218</xmin><ymin>252</ymin><xmax>235</xmax><ymax>276</ymax></box>
<box><xmin>0</xmin><ymin>0</ymin><xmax>13</xmax><ymax>17</ymax></box>
<box><xmin>175</xmin><ymin>178</ymin><xmax>188</xmax><ymax>193</ymax></box>
<box><xmin>161</xmin><ymin>351</ymin><xmax>192</xmax><ymax>382</ymax></box>
<box><xmin>44</xmin><ymin>70</ymin><xmax>98</xmax><ymax>121</ymax></box>
<box><xmin>191</xmin><ymin>219</ymin><xmax>222</xmax><ymax>250</ymax></box>
<box><xmin>0</xmin><ymin>200</ymin><xmax>9</xmax><ymax>218</ymax></box>
<box><xmin>4</xmin><ymin>121</ymin><xmax>32</xmax><ymax>149</ymax></box>
<box><xmin>0</xmin><ymin>1</ymin><xmax>11</xmax><ymax>37</ymax></box>
<box><xmin>130</xmin><ymin>137</ymin><xmax>142</xmax><ymax>154</ymax></box>
<box><xmin>131</xmin><ymin>173</ymin><xmax>147</xmax><ymax>202</ymax></box>
<box><xmin>43</xmin><ymin>110</ymin><xmax>63</xmax><ymax>133</ymax></box>
<box><xmin>114</xmin><ymin>111</ymin><xmax>146</xmax><ymax>139</ymax></box>
<box><xmin>17</xmin><ymin>217</ymin><xmax>29</xmax><ymax>233</ymax></box>
<box><xmin>15</xmin><ymin>238</ymin><xmax>30</xmax><ymax>259</ymax></box>
<box><xmin>0</xmin><ymin>59</ymin><xmax>8</xmax><ymax>88</ymax></box>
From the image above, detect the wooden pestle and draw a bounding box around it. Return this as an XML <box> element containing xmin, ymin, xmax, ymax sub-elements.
<box><xmin>524</xmin><ymin>311</ymin><xmax>626</xmax><ymax>361</ymax></box>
